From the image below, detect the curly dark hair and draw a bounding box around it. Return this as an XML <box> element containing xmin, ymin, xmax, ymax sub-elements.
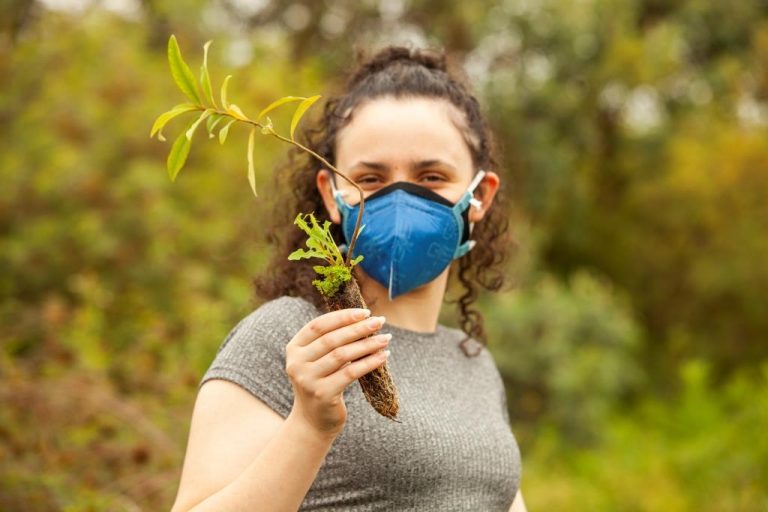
<box><xmin>253</xmin><ymin>44</ymin><xmax>515</xmax><ymax>357</ymax></box>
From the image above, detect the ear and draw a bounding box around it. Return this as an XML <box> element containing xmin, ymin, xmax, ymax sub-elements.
<box><xmin>468</xmin><ymin>170</ymin><xmax>501</xmax><ymax>223</ymax></box>
<box><xmin>316</xmin><ymin>169</ymin><xmax>342</xmax><ymax>224</ymax></box>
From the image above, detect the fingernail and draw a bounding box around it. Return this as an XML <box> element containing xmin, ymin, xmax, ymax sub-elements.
<box><xmin>368</xmin><ymin>316</ymin><xmax>385</xmax><ymax>328</ymax></box>
<box><xmin>382</xmin><ymin>349</ymin><xmax>391</xmax><ymax>358</ymax></box>
<box><xmin>353</xmin><ymin>309</ymin><xmax>371</xmax><ymax>320</ymax></box>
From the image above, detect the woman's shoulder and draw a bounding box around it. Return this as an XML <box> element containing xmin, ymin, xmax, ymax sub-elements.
<box><xmin>216</xmin><ymin>295</ymin><xmax>320</xmax><ymax>352</ymax></box>
<box><xmin>246</xmin><ymin>294</ymin><xmax>321</xmax><ymax>323</ymax></box>
<box><xmin>200</xmin><ymin>295</ymin><xmax>318</xmax><ymax>416</ymax></box>
<box><xmin>241</xmin><ymin>294</ymin><xmax>321</xmax><ymax>326</ymax></box>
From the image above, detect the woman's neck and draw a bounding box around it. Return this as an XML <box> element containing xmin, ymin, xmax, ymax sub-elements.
<box><xmin>355</xmin><ymin>267</ymin><xmax>449</xmax><ymax>334</ymax></box>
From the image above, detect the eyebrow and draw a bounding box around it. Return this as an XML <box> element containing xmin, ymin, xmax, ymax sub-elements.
<box><xmin>350</xmin><ymin>159</ymin><xmax>457</xmax><ymax>172</ymax></box>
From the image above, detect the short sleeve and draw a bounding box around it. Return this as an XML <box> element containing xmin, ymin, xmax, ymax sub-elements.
<box><xmin>199</xmin><ymin>296</ymin><xmax>315</xmax><ymax>419</ymax></box>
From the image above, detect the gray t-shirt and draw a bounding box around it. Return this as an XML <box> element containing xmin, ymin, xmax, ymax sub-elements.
<box><xmin>200</xmin><ymin>295</ymin><xmax>522</xmax><ymax>511</ymax></box>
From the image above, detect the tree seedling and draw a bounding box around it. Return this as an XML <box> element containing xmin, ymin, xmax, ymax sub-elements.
<box><xmin>150</xmin><ymin>35</ymin><xmax>400</xmax><ymax>420</ymax></box>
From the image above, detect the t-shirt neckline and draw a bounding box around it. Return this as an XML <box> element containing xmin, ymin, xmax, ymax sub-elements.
<box><xmin>381</xmin><ymin>322</ymin><xmax>444</xmax><ymax>339</ymax></box>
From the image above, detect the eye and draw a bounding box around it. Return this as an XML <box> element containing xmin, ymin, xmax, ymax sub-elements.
<box><xmin>357</xmin><ymin>175</ymin><xmax>381</xmax><ymax>185</ymax></box>
<box><xmin>421</xmin><ymin>173</ymin><xmax>446</xmax><ymax>183</ymax></box>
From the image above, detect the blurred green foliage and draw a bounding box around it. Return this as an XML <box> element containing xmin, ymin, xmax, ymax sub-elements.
<box><xmin>486</xmin><ymin>267</ymin><xmax>645</xmax><ymax>443</ymax></box>
<box><xmin>523</xmin><ymin>360</ymin><xmax>768</xmax><ymax>510</ymax></box>
<box><xmin>1</xmin><ymin>0</ymin><xmax>767</xmax><ymax>510</ymax></box>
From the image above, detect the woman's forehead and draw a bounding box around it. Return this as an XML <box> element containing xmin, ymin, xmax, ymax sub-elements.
<box><xmin>335</xmin><ymin>96</ymin><xmax>474</xmax><ymax>174</ymax></box>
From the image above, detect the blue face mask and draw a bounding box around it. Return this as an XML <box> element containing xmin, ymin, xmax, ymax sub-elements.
<box><xmin>331</xmin><ymin>170</ymin><xmax>486</xmax><ymax>300</ymax></box>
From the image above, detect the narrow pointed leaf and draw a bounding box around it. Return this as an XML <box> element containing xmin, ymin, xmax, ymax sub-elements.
<box><xmin>256</xmin><ymin>96</ymin><xmax>304</xmax><ymax>121</ymax></box>
<box><xmin>185</xmin><ymin>109</ymin><xmax>212</xmax><ymax>140</ymax></box>
<box><xmin>167</xmin><ymin>35</ymin><xmax>202</xmax><ymax>104</ymax></box>
<box><xmin>200</xmin><ymin>40</ymin><xmax>217</xmax><ymax>108</ymax></box>
<box><xmin>247</xmin><ymin>126</ymin><xmax>257</xmax><ymax>197</ymax></box>
<box><xmin>218</xmin><ymin>119</ymin><xmax>236</xmax><ymax>144</ymax></box>
<box><xmin>290</xmin><ymin>95</ymin><xmax>321</xmax><ymax>141</ymax></box>
<box><xmin>226</xmin><ymin>103</ymin><xmax>248</xmax><ymax>120</ymax></box>
<box><xmin>220</xmin><ymin>74</ymin><xmax>232</xmax><ymax>109</ymax></box>
<box><xmin>150</xmin><ymin>103</ymin><xmax>198</xmax><ymax>139</ymax></box>
<box><xmin>206</xmin><ymin>113</ymin><xmax>225</xmax><ymax>138</ymax></box>
<box><xmin>167</xmin><ymin>120</ymin><xmax>195</xmax><ymax>181</ymax></box>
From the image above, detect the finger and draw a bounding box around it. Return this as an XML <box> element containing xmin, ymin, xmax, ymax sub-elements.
<box><xmin>303</xmin><ymin>315</ymin><xmax>386</xmax><ymax>362</ymax></box>
<box><xmin>323</xmin><ymin>349</ymin><xmax>391</xmax><ymax>397</ymax></box>
<box><xmin>310</xmin><ymin>333</ymin><xmax>392</xmax><ymax>378</ymax></box>
<box><xmin>292</xmin><ymin>307</ymin><xmax>371</xmax><ymax>347</ymax></box>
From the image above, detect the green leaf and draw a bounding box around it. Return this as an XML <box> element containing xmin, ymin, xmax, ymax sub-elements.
<box><xmin>256</xmin><ymin>96</ymin><xmax>304</xmax><ymax>121</ymax></box>
<box><xmin>290</xmin><ymin>95</ymin><xmax>321</xmax><ymax>141</ymax></box>
<box><xmin>150</xmin><ymin>103</ymin><xmax>198</xmax><ymax>140</ymax></box>
<box><xmin>220</xmin><ymin>74</ymin><xmax>232</xmax><ymax>109</ymax></box>
<box><xmin>167</xmin><ymin>120</ymin><xmax>194</xmax><ymax>181</ymax></box>
<box><xmin>218</xmin><ymin>119</ymin><xmax>236</xmax><ymax>144</ymax></box>
<box><xmin>289</xmin><ymin>212</ymin><xmax>345</xmax><ymax>266</ymax></box>
<box><xmin>293</xmin><ymin>212</ymin><xmax>311</xmax><ymax>235</ymax></box>
<box><xmin>185</xmin><ymin>109</ymin><xmax>212</xmax><ymax>140</ymax></box>
<box><xmin>205</xmin><ymin>113</ymin><xmax>225</xmax><ymax>138</ymax></box>
<box><xmin>247</xmin><ymin>126</ymin><xmax>257</xmax><ymax>197</ymax></box>
<box><xmin>310</xmin><ymin>264</ymin><xmax>352</xmax><ymax>296</ymax></box>
<box><xmin>167</xmin><ymin>35</ymin><xmax>202</xmax><ymax>105</ymax></box>
<box><xmin>226</xmin><ymin>103</ymin><xmax>248</xmax><ymax>120</ymax></box>
<box><xmin>288</xmin><ymin>248</ymin><xmax>326</xmax><ymax>261</ymax></box>
<box><xmin>200</xmin><ymin>40</ymin><xmax>217</xmax><ymax>108</ymax></box>
<box><xmin>351</xmin><ymin>254</ymin><xmax>364</xmax><ymax>266</ymax></box>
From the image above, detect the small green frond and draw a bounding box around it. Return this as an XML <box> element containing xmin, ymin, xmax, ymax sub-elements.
<box><xmin>290</xmin><ymin>212</ymin><xmax>346</xmax><ymax>266</ymax></box>
<box><xmin>311</xmin><ymin>264</ymin><xmax>352</xmax><ymax>297</ymax></box>
<box><xmin>288</xmin><ymin>248</ymin><xmax>326</xmax><ymax>261</ymax></box>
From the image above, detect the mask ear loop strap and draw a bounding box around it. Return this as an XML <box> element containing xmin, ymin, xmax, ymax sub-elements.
<box><xmin>328</xmin><ymin>171</ymin><xmax>343</xmax><ymax>198</ymax></box>
<box><xmin>467</xmin><ymin>169</ymin><xmax>486</xmax><ymax>211</ymax></box>
<box><xmin>468</xmin><ymin>169</ymin><xmax>487</xmax><ymax>193</ymax></box>
<box><xmin>452</xmin><ymin>169</ymin><xmax>487</xmax><ymax>259</ymax></box>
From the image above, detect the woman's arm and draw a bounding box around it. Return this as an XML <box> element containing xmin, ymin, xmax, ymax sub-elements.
<box><xmin>171</xmin><ymin>379</ymin><xmax>337</xmax><ymax>512</ymax></box>
<box><xmin>172</xmin><ymin>307</ymin><xmax>390</xmax><ymax>511</ymax></box>
<box><xmin>509</xmin><ymin>490</ymin><xmax>527</xmax><ymax>512</ymax></box>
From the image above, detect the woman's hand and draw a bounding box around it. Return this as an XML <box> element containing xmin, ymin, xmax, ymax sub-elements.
<box><xmin>285</xmin><ymin>308</ymin><xmax>390</xmax><ymax>439</ymax></box>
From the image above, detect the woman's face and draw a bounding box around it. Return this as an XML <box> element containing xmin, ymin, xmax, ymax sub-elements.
<box><xmin>317</xmin><ymin>96</ymin><xmax>499</xmax><ymax>224</ymax></box>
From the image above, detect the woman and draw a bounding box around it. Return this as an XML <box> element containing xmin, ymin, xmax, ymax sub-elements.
<box><xmin>172</xmin><ymin>45</ymin><xmax>526</xmax><ymax>511</ymax></box>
